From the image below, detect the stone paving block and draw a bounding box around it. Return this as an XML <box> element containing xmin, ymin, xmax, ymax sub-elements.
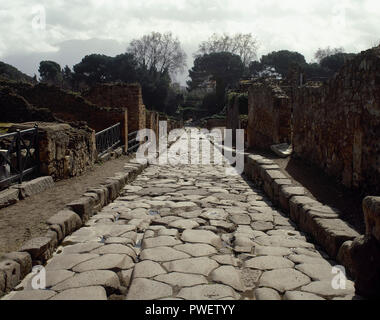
<box><xmin>154</xmin><ymin>272</ymin><xmax>208</xmax><ymax>287</ymax></box>
<box><xmin>284</xmin><ymin>291</ymin><xmax>325</xmax><ymax>300</ymax></box>
<box><xmin>46</xmin><ymin>253</ymin><xmax>98</xmax><ymax>271</ymax></box>
<box><xmin>300</xmin><ymin>280</ymin><xmax>355</xmax><ymax>298</ymax></box>
<box><xmin>259</xmin><ymin>268</ymin><xmax>311</xmax><ymax>293</ymax></box>
<box><xmin>174</xmin><ymin>243</ymin><xmax>217</xmax><ymax>257</ymax></box>
<box><xmin>72</xmin><ymin>254</ymin><xmax>134</xmax><ymax>272</ymax></box>
<box><xmin>244</xmin><ymin>256</ymin><xmax>294</xmax><ymax>270</ymax></box>
<box><xmin>210</xmin><ymin>266</ymin><xmax>245</xmax><ymax>291</ymax></box>
<box><xmin>1</xmin><ymin>252</ymin><xmax>32</xmax><ymax>279</ymax></box>
<box><xmin>12</xmin><ymin>176</ymin><xmax>54</xmax><ymax>199</ymax></box>
<box><xmin>3</xmin><ymin>290</ymin><xmax>57</xmax><ymax>300</ymax></box>
<box><xmin>133</xmin><ymin>260</ymin><xmax>167</xmax><ymax>279</ymax></box>
<box><xmin>140</xmin><ymin>247</ymin><xmax>190</xmax><ymax>262</ymax></box>
<box><xmin>126</xmin><ymin>278</ymin><xmax>173</xmax><ymax>300</ymax></box>
<box><xmin>163</xmin><ymin>257</ymin><xmax>219</xmax><ymax>276</ymax></box>
<box><xmin>181</xmin><ymin>230</ymin><xmax>222</xmax><ymax>249</ymax></box>
<box><xmin>20</xmin><ymin>237</ymin><xmax>55</xmax><ymax>262</ymax></box>
<box><xmin>0</xmin><ymin>188</ymin><xmax>19</xmax><ymax>208</ymax></box>
<box><xmin>66</xmin><ymin>197</ymin><xmax>95</xmax><ymax>223</ymax></box>
<box><xmin>289</xmin><ymin>196</ymin><xmax>319</xmax><ymax>224</ymax></box>
<box><xmin>177</xmin><ymin>284</ymin><xmax>239</xmax><ymax>300</ymax></box>
<box><xmin>254</xmin><ymin>287</ymin><xmax>281</xmax><ymax>300</ymax></box>
<box><xmin>279</xmin><ymin>186</ymin><xmax>305</xmax><ymax>214</ymax></box>
<box><xmin>50</xmin><ymin>286</ymin><xmax>107</xmax><ymax>300</ymax></box>
<box><xmin>47</xmin><ymin>210</ymin><xmax>82</xmax><ymax>237</ymax></box>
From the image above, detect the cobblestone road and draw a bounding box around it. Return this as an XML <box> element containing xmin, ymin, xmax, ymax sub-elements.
<box><xmin>3</xmin><ymin>130</ymin><xmax>356</xmax><ymax>300</ymax></box>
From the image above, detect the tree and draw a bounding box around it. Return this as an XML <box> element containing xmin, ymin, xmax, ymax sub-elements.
<box><xmin>320</xmin><ymin>52</ymin><xmax>356</xmax><ymax>74</ymax></box>
<box><xmin>127</xmin><ymin>32</ymin><xmax>187</xmax><ymax>76</ymax></box>
<box><xmin>314</xmin><ymin>46</ymin><xmax>344</xmax><ymax>63</ymax></box>
<box><xmin>62</xmin><ymin>65</ymin><xmax>74</xmax><ymax>89</ymax></box>
<box><xmin>38</xmin><ymin>60</ymin><xmax>62</xmax><ymax>85</ymax></box>
<box><xmin>197</xmin><ymin>33</ymin><xmax>258</xmax><ymax>66</ymax></box>
<box><xmin>73</xmin><ymin>54</ymin><xmax>113</xmax><ymax>85</ymax></box>
<box><xmin>188</xmin><ymin>52</ymin><xmax>244</xmax><ymax>113</ymax></box>
<box><xmin>260</xmin><ymin>50</ymin><xmax>306</xmax><ymax>78</ymax></box>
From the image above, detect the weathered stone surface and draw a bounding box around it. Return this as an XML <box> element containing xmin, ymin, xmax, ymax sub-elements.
<box><xmin>154</xmin><ymin>272</ymin><xmax>208</xmax><ymax>287</ymax></box>
<box><xmin>4</xmin><ymin>290</ymin><xmax>56</xmax><ymax>300</ymax></box>
<box><xmin>181</xmin><ymin>230</ymin><xmax>222</xmax><ymax>249</ymax></box>
<box><xmin>119</xmin><ymin>269</ymin><xmax>133</xmax><ymax>287</ymax></box>
<box><xmin>2</xmin><ymin>252</ymin><xmax>32</xmax><ymax>278</ymax></box>
<box><xmin>251</xmin><ymin>221</ymin><xmax>273</xmax><ymax>231</ymax></box>
<box><xmin>140</xmin><ymin>247</ymin><xmax>190</xmax><ymax>262</ymax></box>
<box><xmin>133</xmin><ymin>260</ymin><xmax>167</xmax><ymax>279</ymax></box>
<box><xmin>284</xmin><ymin>291</ymin><xmax>325</xmax><ymax>300</ymax></box>
<box><xmin>363</xmin><ymin>196</ymin><xmax>380</xmax><ymax>242</ymax></box>
<box><xmin>174</xmin><ymin>243</ymin><xmax>217</xmax><ymax>257</ymax></box>
<box><xmin>142</xmin><ymin>236</ymin><xmax>182</xmax><ymax>249</ymax></box>
<box><xmin>13</xmin><ymin>176</ymin><xmax>54</xmax><ymax>199</ymax></box>
<box><xmin>210</xmin><ymin>266</ymin><xmax>245</xmax><ymax>291</ymax></box>
<box><xmin>91</xmin><ymin>244</ymin><xmax>137</xmax><ymax>260</ymax></box>
<box><xmin>259</xmin><ymin>268</ymin><xmax>311</xmax><ymax>293</ymax></box>
<box><xmin>72</xmin><ymin>254</ymin><xmax>134</xmax><ymax>272</ymax></box>
<box><xmin>47</xmin><ymin>210</ymin><xmax>82</xmax><ymax>237</ymax></box>
<box><xmin>177</xmin><ymin>284</ymin><xmax>239</xmax><ymax>300</ymax></box>
<box><xmin>46</xmin><ymin>254</ymin><xmax>98</xmax><ymax>271</ymax></box>
<box><xmin>254</xmin><ymin>287</ymin><xmax>281</xmax><ymax>300</ymax></box>
<box><xmin>229</xmin><ymin>214</ymin><xmax>251</xmax><ymax>225</ymax></box>
<box><xmin>168</xmin><ymin>219</ymin><xmax>199</xmax><ymax>230</ymax></box>
<box><xmin>163</xmin><ymin>257</ymin><xmax>219</xmax><ymax>276</ymax></box>
<box><xmin>245</xmin><ymin>256</ymin><xmax>294</xmax><ymax>270</ymax></box>
<box><xmin>254</xmin><ymin>235</ymin><xmax>314</xmax><ymax>248</ymax></box>
<box><xmin>61</xmin><ymin>242</ymin><xmax>103</xmax><ymax>254</ymax></box>
<box><xmin>0</xmin><ymin>259</ymin><xmax>20</xmax><ymax>292</ymax></box>
<box><xmin>295</xmin><ymin>264</ymin><xmax>335</xmax><ymax>281</ymax></box>
<box><xmin>126</xmin><ymin>278</ymin><xmax>173</xmax><ymax>300</ymax></box>
<box><xmin>0</xmin><ymin>188</ymin><xmax>19</xmax><ymax>209</ymax></box>
<box><xmin>20</xmin><ymin>237</ymin><xmax>53</xmax><ymax>261</ymax></box>
<box><xmin>254</xmin><ymin>246</ymin><xmax>292</xmax><ymax>257</ymax></box>
<box><xmin>50</xmin><ymin>286</ymin><xmax>107</xmax><ymax>300</ymax></box>
<box><xmin>279</xmin><ymin>186</ymin><xmax>305</xmax><ymax>213</ymax></box>
<box><xmin>51</xmin><ymin>270</ymin><xmax>120</xmax><ymax>292</ymax></box>
<box><xmin>301</xmin><ymin>280</ymin><xmax>355</xmax><ymax>298</ymax></box>
<box><xmin>289</xmin><ymin>196</ymin><xmax>319</xmax><ymax>223</ymax></box>
<box><xmin>288</xmin><ymin>254</ymin><xmax>331</xmax><ymax>266</ymax></box>
<box><xmin>66</xmin><ymin>197</ymin><xmax>94</xmax><ymax>222</ymax></box>
<box><xmin>211</xmin><ymin>255</ymin><xmax>239</xmax><ymax>266</ymax></box>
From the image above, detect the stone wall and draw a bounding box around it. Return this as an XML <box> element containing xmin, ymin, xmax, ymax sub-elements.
<box><xmin>10</xmin><ymin>122</ymin><xmax>96</xmax><ymax>180</ymax></box>
<box><xmin>292</xmin><ymin>46</ymin><xmax>380</xmax><ymax>194</ymax></box>
<box><xmin>83</xmin><ymin>83</ymin><xmax>146</xmax><ymax>134</ymax></box>
<box><xmin>247</xmin><ymin>79</ymin><xmax>291</xmax><ymax>149</ymax></box>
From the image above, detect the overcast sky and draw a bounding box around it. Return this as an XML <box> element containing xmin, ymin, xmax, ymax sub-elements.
<box><xmin>1</xmin><ymin>0</ymin><xmax>380</xmax><ymax>85</ymax></box>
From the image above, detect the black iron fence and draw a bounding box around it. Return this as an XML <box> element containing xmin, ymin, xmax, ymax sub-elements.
<box><xmin>127</xmin><ymin>130</ymin><xmax>141</xmax><ymax>153</ymax></box>
<box><xmin>95</xmin><ymin>122</ymin><xmax>122</xmax><ymax>157</ymax></box>
<box><xmin>0</xmin><ymin>125</ymin><xmax>39</xmax><ymax>190</ymax></box>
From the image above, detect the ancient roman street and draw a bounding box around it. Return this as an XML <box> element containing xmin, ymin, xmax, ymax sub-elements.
<box><xmin>2</xmin><ymin>130</ymin><xmax>356</xmax><ymax>300</ymax></box>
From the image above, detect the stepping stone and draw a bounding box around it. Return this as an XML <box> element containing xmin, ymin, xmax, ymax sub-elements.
<box><xmin>284</xmin><ymin>291</ymin><xmax>325</xmax><ymax>300</ymax></box>
<box><xmin>177</xmin><ymin>284</ymin><xmax>239</xmax><ymax>300</ymax></box>
<box><xmin>244</xmin><ymin>256</ymin><xmax>294</xmax><ymax>270</ymax></box>
<box><xmin>300</xmin><ymin>280</ymin><xmax>355</xmax><ymax>298</ymax></box>
<box><xmin>163</xmin><ymin>257</ymin><xmax>219</xmax><ymax>276</ymax></box>
<box><xmin>72</xmin><ymin>254</ymin><xmax>134</xmax><ymax>272</ymax></box>
<box><xmin>259</xmin><ymin>268</ymin><xmax>311</xmax><ymax>293</ymax></box>
<box><xmin>254</xmin><ymin>246</ymin><xmax>293</xmax><ymax>257</ymax></box>
<box><xmin>168</xmin><ymin>219</ymin><xmax>200</xmax><ymax>230</ymax></box>
<box><xmin>154</xmin><ymin>272</ymin><xmax>208</xmax><ymax>287</ymax></box>
<box><xmin>51</xmin><ymin>270</ymin><xmax>120</xmax><ymax>292</ymax></box>
<box><xmin>254</xmin><ymin>288</ymin><xmax>281</xmax><ymax>300</ymax></box>
<box><xmin>50</xmin><ymin>286</ymin><xmax>107</xmax><ymax>300</ymax></box>
<box><xmin>46</xmin><ymin>254</ymin><xmax>99</xmax><ymax>271</ymax></box>
<box><xmin>174</xmin><ymin>243</ymin><xmax>217</xmax><ymax>257</ymax></box>
<box><xmin>126</xmin><ymin>278</ymin><xmax>173</xmax><ymax>300</ymax></box>
<box><xmin>181</xmin><ymin>230</ymin><xmax>222</xmax><ymax>249</ymax></box>
<box><xmin>210</xmin><ymin>266</ymin><xmax>245</xmax><ymax>291</ymax></box>
<box><xmin>142</xmin><ymin>236</ymin><xmax>182</xmax><ymax>249</ymax></box>
<box><xmin>133</xmin><ymin>260</ymin><xmax>167</xmax><ymax>279</ymax></box>
<box><xmin>140</xmin><ymin>247</ymin><xmax>190</xmax><ymax>262</ymax></box>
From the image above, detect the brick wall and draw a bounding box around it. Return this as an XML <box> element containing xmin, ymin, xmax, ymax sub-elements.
<box><xmin>247</xmin><ymin>80</ymin><xmax>291</xmax><ymax>149</ymax></box>
<box><xmin>292</xmin><ymin>46</ymin><xmax>380</xmax><ymax>194</ymax></box>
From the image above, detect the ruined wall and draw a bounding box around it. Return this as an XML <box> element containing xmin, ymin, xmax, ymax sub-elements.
<box><xmin>10</xmin><ymin>122</ymin><xmax>96</xmax><ymax>180</ymax></box>
<box><xmin>247</xmin><ymin>80</ymin><xmax>291</xmax><ymax>149</ymax></box>
<box><xmin>83</xmin><ymin>83</ymin><xmax>146</xmax><ymax>133</ymax></box>
<box><xmin>292</xmin><ymin>46</ymin><xmax>380</xmax><ymax>194</ymax></box>
<box><xmin>1</xmin><ymin>82</ymin><xmax>126</xmax><ymax>133</ymax></box>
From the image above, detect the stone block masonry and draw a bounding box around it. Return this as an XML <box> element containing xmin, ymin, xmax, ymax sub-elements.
<box><xmin>247</xmin><ymin>79</ymin><xmax>291</xmax><ymax>149</ymax></box>
<box><xmin>292</xmin><ymin>46</ymin><xmax>380</xmax><ymax>194</ymax></box>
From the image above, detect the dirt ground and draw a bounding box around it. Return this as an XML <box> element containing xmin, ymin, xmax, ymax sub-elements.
<box><xmin>247</xmin><ymin>148</ymin><xmax>366</xmax><ymax>234</ymax></box>
<box><xmin>0</xmin><ymin>154</ymin><xmax>133</xmax><ymax>257</ymax></box>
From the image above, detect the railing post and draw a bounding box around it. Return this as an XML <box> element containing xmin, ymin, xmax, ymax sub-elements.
<box><xmin>16</xmin><ymin>129</ymin><xmax>22</xmax><ymax>184</ymax></box>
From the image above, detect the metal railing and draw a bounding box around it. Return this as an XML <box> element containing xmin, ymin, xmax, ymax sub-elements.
<box><xmin>127</xmin><ymin>130</ymin><xmax>141</xmax><ymax>153</ymax></box>
<box><xmin>95</xmin><ymin>123</ymin><xmax>122</xmax><ymax>157</ymax></box>
<box><xmin>0</xmin><ymin>125</ymin><xmax>39</xmax><ymax>190</ymax></box>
